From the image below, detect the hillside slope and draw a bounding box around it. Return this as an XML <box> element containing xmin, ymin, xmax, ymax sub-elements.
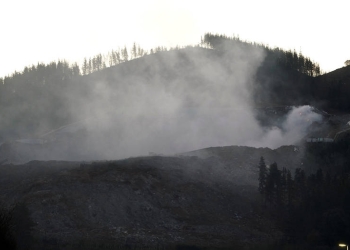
<box><xmin>313</xmin><ymin>65</ymin><xmax>350</xmax><ymax>112</ymax></box>
<box><xmin>0</xmin><ymin>145</ymin><xmax>302</xmax><ymax>249</ymax></box>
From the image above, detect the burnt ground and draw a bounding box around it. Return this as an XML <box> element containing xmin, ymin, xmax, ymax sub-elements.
<box><xmin>0</xmin><ymin>145</ymin><xmax>303</xmax><ymax>249</ymax></box>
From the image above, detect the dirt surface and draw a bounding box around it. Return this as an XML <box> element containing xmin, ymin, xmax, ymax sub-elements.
<box><xmin>0</xmin><ymin>145</ymin><xmax>302</xmax><ymax>249</ymax></box>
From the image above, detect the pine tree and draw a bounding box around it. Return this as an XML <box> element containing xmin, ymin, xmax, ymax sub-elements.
<box><xmin>294</xmin><ymin>168</ymin><xmax>306</xmax><ymax>206</ymax></box>
<box><xmin>266</xmin><ymin>162</ymin><xmax>281</xmax><ymax>206</ymax></box>
<box><xmin>115</xmin><ymin>50</ymin><xmax>121</xmax><ymax>64</ymax></box>
<box><xmin>71</xmin><ymin>63</ymin><xmax>80</xmax><ymax>76</ymax></box>
<box><xmin>137</xmin><ymin>45</ymin><xmax>147</xmax><ymax>57</ymax></box>
<box><xmin>122</xmin><ymin>46</ymin><xmax>129</xmax><ymax>62</ymax></box>
<box><xmin>112</xmin><ymin>50</ymin><xmax>117</xmax><ymax>66</ymax></box>
<box><xmin>92</xmin><ymin>57</ymin><xmax>97</xmax><ymax>72</ymax></box>
<box><xmin>315</xmin><ymin>63</ymin><xmax>321</xmax><ymax>76</ymax></box>
<box><xmin>316</xmin><ymin>168</ymin><xmax>324</xmax><ymax>183</ymax></box>
<box><xmin>82</xmin><ymin>58</ymin><xmax>88</xmax><ymax>75</ymax></box>
<box><xmin>98</xmin><ymin>54</ymin><xmax>103</xmax><ymax>70</ymax></box>
<box><xmin>88</xmin><ymin>58</ymin><xmax>92</xmax><ymax>74</ymax></box>
<box><xmin>108</xmin><ymin>51</ymin><xmax>113</xmax><ymax>67</ymax></box>
<box><xmin>286</xmin><ymin>169</ymin><xmax>294</xmax><ymax>207</ymax></box>
<box><xmin>258</xmin><ymin>157</ymin><xmax>267</xmax><ymax>197</ymax></box>
<box><xmin>298</xmin><ymin>51</ymin><xmax>305</xmax><ymax>74</ymax></box>
<box><xmin>95</xmin><ymin>54</ymin><xmax>101</xmax><ymax>71</ymax></box>
<box><xmin>280</xmin><ymin>167</ymin><xmax>287</xmax><ymax>205</ymax></box>
<box><xmin>132</xmin><ymin>42</ymin><xmax>137</xmax><ymax>59</ymax></box>
<box><xmin>292</xmin><ymin>50</ymin><xmax>298</xmax><ymax>70</ymax></box>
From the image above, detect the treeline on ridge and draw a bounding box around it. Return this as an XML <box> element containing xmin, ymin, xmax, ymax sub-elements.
<box><xmin>202</xmin><ymin>33</ymin><xmax>320</xmax><ymax>106</ymax></box>
<box><xmin>0</xmin><ymin>43</ymin><xmax>174</xmax><ymax>140</ymax></box>
<box><xmin>202</xmin><ymin>33</ymin><xmax>322</xmax><ymax>77</ymax></box>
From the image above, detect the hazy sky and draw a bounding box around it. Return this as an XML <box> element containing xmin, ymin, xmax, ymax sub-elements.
<box><xmin>1</xmin><ymin>0</ymin><xmax>349</xmax><ymax>77</ymax></box>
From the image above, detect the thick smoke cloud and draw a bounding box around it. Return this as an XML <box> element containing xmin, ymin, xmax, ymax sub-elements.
<box><xmin>52</xmin><ymin>46</ymin><xmax>321</xmax><ymax>161</ymax></box>
<box><xmin>250</xmin><ymin>105</ymin><xmax>322</xmax><ymax>149</ymax></box>
<box><xmin>64</xmin><ymin>47</ymin><xmax>262</xmax><ymax>159</ymax></box>
<box><xmin>11</xmin><ymin>46</ymin><xmax>322</xmax><ymax>162</ymax></box>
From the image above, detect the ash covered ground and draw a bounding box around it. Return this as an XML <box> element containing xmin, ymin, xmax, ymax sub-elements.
<box><xmin>0</xmin><ymin>145</ymin><xmax>302</xmax><ymax>249</ymax></box>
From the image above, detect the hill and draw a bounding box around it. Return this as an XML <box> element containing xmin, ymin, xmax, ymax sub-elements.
<box><xmin>313</xmin><ymin>65</ymin><xmax>350</xmax><ymax>112</ymax></box>
<box><xmin>1</xmin><ymin>35</ymin><xmax>350</xmax><ymax>249</ymax></box>
<box><xmin>2</xmin><ymin>142</ymin><xmax>350</xmax><ymax>249</ymax></box>
<box><xmin>0</xmin><ymin>41</ymin><xmax>349</xmax><ymax>163</ymax></box>
<box><xmin>1</xmin><ymin>35</ymin><xmax>348</xmax><ymax>141</ymax></box>
<box><xmin>0</xmin><ymin>37</ymin><xmax>330</xmax><ymax>143</ymax></box>
<box><xmin>0</xmin><ymin>145</ymin><xmax>302</xmax><ymax>249</ymax></box>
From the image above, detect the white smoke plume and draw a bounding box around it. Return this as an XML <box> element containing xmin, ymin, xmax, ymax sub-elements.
<box><xmin>66</xmin><ymin>47</ymin><xmax>265</xmax><ymax>159</ymax></box>
<box><xmin>249</xmin><ymin>105</ymin><xmax>323</xmax><ymax>149</ymax></box>
<box><xmin>59</xmin><ymin>47</ymin><xmax>322</xmax><ymax>160</ymax></box>
<box><xmin>9</xmin><ymin>46</ymin><xmax>323</xmax><ymax>161</ymax></box>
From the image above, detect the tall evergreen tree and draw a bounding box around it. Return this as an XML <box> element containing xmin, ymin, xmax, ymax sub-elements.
<box><xmin>294</xmin><ymin>168</ymin><xmax>306</xmax><ymax>206</ymax></box>
<box><xmin>280</xmin><ymin>167</ymin><xmax>288</xmax><ymax>205</ymax></box>
<box><xmin>108</xmin><ymin>51</ymin><xmax>113</xmax><ymax>66</ymax></box>
<box><xmin>298</xmin><ymin>51</ymin><xmax>305</xmax><ymax>74</ymax></box>
<box><xmin>258</xmin><ymin>156</ymin><xmax>267</xmax><ymax>197</ymax></box>
<box><xmin>266</xmin><ymin>162</ymin><xmax>282</xmax><ymax>206</ymax></box>
<box><xmin>88</xmin><ymin>58</ymin><xmax>92</xmax><ymax>74</ymax></box>
<box><xmin>137</xmin><ymin>45</ymin><xmax>146</xmax><ymax>57</ymax></box>
<box><xmin>92</xmin><ymin>57</ymin><xmax>97</xmax><ymax>72</ymax></box>
<box><xmin>71</xmin><ymin>63</ymin><xmax>80</xmax><ymax>76</ymax></box>
<box><xmin>115</xmin><ymin>50</ymin><xmax>121</xmax><ymax>64</ymax></box>
<box><xmin>122</xmin><ymin>46</ymin><xmax>129</xmax><ymax>62</ymax></box>
<box><xmin>82</xmin><ymin>58</ymin><xmax>88</xmax><ymax>75</ymax></box>
<box><xmin>131</xmin><ymin>42</ymin><xmax>137</xmax><ymax>59</ymax></box>
<box><xmin>286</xmin><ymin>169</ymin><xmax>294</xmax><ymax>207</ymax></box>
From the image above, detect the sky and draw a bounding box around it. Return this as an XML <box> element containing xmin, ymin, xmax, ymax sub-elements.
<box><xmin>0</xmin><ymin>0</ymin><xmax>349</xmax><ymax>78</ymax></box>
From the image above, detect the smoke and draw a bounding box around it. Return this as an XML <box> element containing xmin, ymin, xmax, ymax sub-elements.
<box><xmin>64</xmin><ymin>46</ymin><xmax>264</xmax><ymax>159</ymax></box>
<box><xmin>9</xmin><ymin>46</ymin><xmax>323</xmax><ymax>162</ymax></box>
<box><xmin>59</xmin><ymin>47</ymin><xmax>321</xmax><ymax>160</ymax></box>
<box><xmin>249</xmin><ymin>106</ymin><xmax>322</xmax><ymax>149</ymax></box>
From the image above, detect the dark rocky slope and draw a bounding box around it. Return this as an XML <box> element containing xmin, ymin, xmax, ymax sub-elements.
<box><xmin>0</xmin><ymin>145</ymin><xmax>303</xmax><ymax>249</ymax></box>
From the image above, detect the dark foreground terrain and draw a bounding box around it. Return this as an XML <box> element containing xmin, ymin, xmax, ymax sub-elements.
<box><xmin>0</xmin><ymin>145</ymin><xmax>306</xmax><ymax>249</ymax></box>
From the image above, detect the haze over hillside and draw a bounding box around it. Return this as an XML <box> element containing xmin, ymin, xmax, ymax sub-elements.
<box><xmin>0</xmin><ymin>34</ymin><xmax>349</xmax><ymax>161</ymax></box>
